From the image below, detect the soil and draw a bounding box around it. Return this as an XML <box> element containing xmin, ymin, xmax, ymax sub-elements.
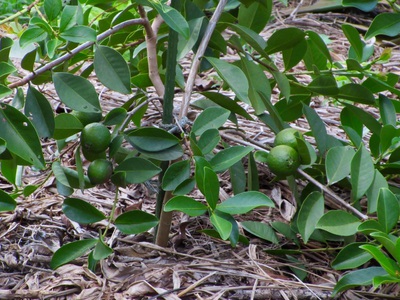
<box><xmin>1</xmin><ymin>1</ymin><xmax>400</xmax><ymax>299</ymax></box>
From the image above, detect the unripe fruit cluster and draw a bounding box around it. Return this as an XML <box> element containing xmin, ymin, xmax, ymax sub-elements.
<box><xmin>79</xmin><ymin>122</ymin><xmax>113</xmax><ymax>185</ymax></box>
<box><xmin>266</xmin><ymin>128</ymin><xmax>301</xmax><ymax>177</ymax></box>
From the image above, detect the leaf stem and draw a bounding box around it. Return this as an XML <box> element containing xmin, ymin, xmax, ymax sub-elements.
<box><xmin>103</xmin><ymin>188</ymin><xmax>119</xmax><ymax>237</ymax></box>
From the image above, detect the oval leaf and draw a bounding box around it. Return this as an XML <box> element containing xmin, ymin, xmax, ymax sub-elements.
<box><xmin>94</xmin><ymin>46</ymin><xmax>131</xmax><ymax>94</ymax></box>
<box><xmin>50</xmin><ymin>239</ymin><xmax>98</xmax><ymax>269</ymax></box>
<box><xmin>326</xmin><ymin>146</ymin><xmax>355</xmax><ymax>185</ymax></box>
<box><xmin>365</xmin><ymin>13</ymin><xmax>400</xmax><ymax>40</ymax></box>
<box><xmin>113</xmin><ymin>157</ymin><xmax>161</xmax><ymax>184</ymax></box>
<box><xmin>241</xmin><ymin>221</ymin><xmax>279</xmax><ymax>244</ymax></box>
<box><xmin>217</xmin><ymin>191</ymin><xmax>274</xmax><ymax>215</ymax></box>
<box><xmin>210</xmin><ymin>146</ymin><xmax>254</xmax><ymax>172</ymax></box>
<box><xmin>377</xmin><ymin>188</ymin><xmax>400</xmax><ymax>233</ymax></box>
<box><xmin>164</xmin><ymin>196</ymin><xmax>208</xmax><ymax>217</ymax></box>
<box><xmin>0</xmin><ymin>189</ymin><xmax>17</xmax><ymax>212</ymax></box>
<box><xmin>332</xmin><ymin>242</ymin><xmax>372</xmax><ymax>270</ymax></box>
<box><xmin>297</xmin><ymin>191</ymin><xmax>324</xmax><ymax>243</ymax></box>
<box><xmin>162</xmin><ymin>160</ymin><xmax>191</xmax><ymax>191</ymax></box>
<box><xmin>62</xmin><ymin>198</ymin><xmax>106</xmax><ymax>224</ymax></box>
<box><xmin>125</xmin><ymin>127</ymin><xmax>180</xmax><ymax>152</ymax></box>
<box><xmin>192</xmin><ymin>106</ymin><xmax>230</xmax><ymax>136</ymax></box>
<box><xmin>351</xmin><ymin>144</ymin><xmax>375</xmax><ymax>201</ymax></box>
<box><xmin>115</xmin><ymin>210</ymin><xmax>159</xmax><ymax>234</ymax></box>
<box><xmin>316</xmin><ymin>210</ymin><xmax>361</xmax><ymax>236</ymax></box>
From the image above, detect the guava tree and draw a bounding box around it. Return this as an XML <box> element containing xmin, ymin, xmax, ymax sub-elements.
<box><xmin>1</xmin><ymin>0</ymin><xmax>400</xmax><ymax>296</ymax></box>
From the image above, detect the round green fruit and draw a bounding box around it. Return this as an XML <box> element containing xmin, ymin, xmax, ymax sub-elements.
<box><xmin>266</xmin><ymin>145</ymin><xmax>300</xmax><ymax>177</ymax></box>
<box><xmin>81</xmin><ymin>123</ymin><xmax>111</xmax><ymax>153</ymax></box>
<box><xmin>274</xmin><ymin>128</ymin><xmax>301</xmax><ymax>150</ymax></box>
<box><xmin>87</xmin><ymin>159</ymin><xmax>113</xmax><ymax>185</ymax></box>
<box><xmin>71</xmin><ymin>110</ymin><xmax>102</xmax><ymax>126</ymax></box>
<box><xmin>82</xmin><ymin>147</ymin><xmax>107</xmax><ymax>162</ymax></box>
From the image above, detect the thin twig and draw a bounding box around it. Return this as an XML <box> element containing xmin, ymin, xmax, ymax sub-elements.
<box><xmin>0</xmin><ymin>0</ymin><xmax>40</xmax><ymax>25</ymax></box>
<box><xmin>179</xmin><ymin>0</ymin><xmax>228</xmax><ymax>120</ymax></box>
<box><xmin>8</xmin><ymin>18</ymin><xmax>146</xmax><ymax>89</ymax></box>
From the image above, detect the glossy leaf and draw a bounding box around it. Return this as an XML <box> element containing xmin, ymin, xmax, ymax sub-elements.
<box><xmin>203</xmin><ymin>167</ymin><xmax>220</xmax><ymax>210</ymax></box>
<box><xmin>247</xmin><ymin>152</ymin><xmax>259</xmax><ymax>191</ymax></box>
<box><xmin>62</xmin><ymin>198</ymin><xmax>106</xmax><ymax>224</ymax></box>
<box><xmin>358</xmin><ymin>219</ymin><xmax>386</xmax><ymax>234</ymax></box>
<box><xmin>360</xmin><ymin>244</ymin><xmax>400</xmax><ymax>277</ymax></box>
<box><xmin>282</xmin><ymin>39</ymin><xmax>307</xmax><ymax>71</ymax></box>
<box><xmin>50</xmin><ymin>239</ymin><xmax>98</xmax><ymax>269</ymax></box>
<box><xmin>162</xmin><ymin>160</ymin><xmax>191</xmax><ymax>191</ymax></box>
<box><xmin>305</xmin><ymin>30</ymin><xmax>332</xmax><ymax>63</ymax></box>
<box><xmin>210</xmin><ymin>210</ymin><xmax>233</xmax><ymax>240</ymax></box>
<box><xmin>332</xmin><ymin>242</ymin><xmax>372</xmax><ymax>270</ymax></box>
<box><xmin>25</xmin><ymin>86</ymin><xmax>55</xmax><ymax>138</ymax></box>
<box><xmin>210</xmin><ymin>146</ymin><xmax>254</xmax><ymax>172</ymax></box>
<box><xmin>194</xmin><ymin>156</ymin><xmax>212</xmax><ymax>195</ymax></box>
<box><xmin>342</xmin><ymin>24</ymin><xmax>364</xmax><ymax>61</ymax></box>
<box><xmin>230</xmin><ymin>159</ymin><xmax>246</xmax><ymax>195</ymax></box>
<box><xmin>332</xmin><ymin>267</ymin><xmax>386</xmax><ymax>296</ymax></box>
<box><xmin>115</xmin><ymin>210</ymin><xmax>159</xmax><ymax>234</ymax></box>
<box><xmin>52</xmin><ymin>162</ymin><xmax>93</xmax><ymax>189</ymax></box>
<box><xmin>206</xmin><ymin>57</ymin><xmax>249</xmax><ymax>104</ymax></box>
<box><xmin>197</xmin><ymin>129</ymin><xmax>220</xmax><ymax>155</ymax></box>
<box><xmin>113</xmin><ymin>157</ymin><xmax>161</xmax><ymax>184</ymax></box>
<box><xmin>366</xmin><ymin>170</ymin><xmax>388</xmax><ymax>214</ymax></box>
<box><xmin>316</xmin><ymin>210</ymin><xmax>361</xmax><ymax>236</ymax></box>
<box><xmin>94</xmin><ymin>46</ymin><xmax>131</xmax><ymax>94</ymax></box>
<box><xmin>265</xmin><ymin>28</ymin><xmax>306</xmax><ymax>54</ymax></box>
<box><xmin>307</xmin><ymin>75</ymin><xmax>338</xmax><ymax>96</ymax></box>
<box><xmin>44</xmin><ymin>0</ymin><xmax>62</xmax><ymax>21</ymax></box>
<box><xmin>0</xmin><ymin>103</ymin><xmax>45</xmax><ymax>169</ymax></box>
<box><xmin>351</xmin><ymin>145</ymin><xmax>375</xmax><ymax>201</ymax></box>
<box><xmin>103</xmin><ymin>107</ymin><xmax>127</xmax><ymax>126</ymax></box>
<box><xmin>60</xmin><ymin>26</ymin><xmax>96</xmax><ymax>43</ymax></box>
<box><xmin>92</xmin><ymin>239</ymin><xmax>113</xmax><ymax>261</ymax></box>
<box><xmin>326</xmin><ymin>146</ymin><xmax>355</xmax><ymax>185</ymax></box>
<box><xmin>365</xmin><ymin>13</ymin><xmax>400</xmax><ymax>40</ymax></box>
<box><xmin>227</xmin><ymin>23</ymin><xmax>269</xmax><ymax>58</ymax></box>
<box><xmin>340</xmin><ymin>107</ymin><xmax>363</xmax><ymax>147</ymax></box>
<box><xmin>192</xmin><ymin>106</ymin><xmax>230</xmax><ymax>136</ymax></box>
<box><xmin>343</xmin><ymin>104</ymin><xmax>381</xmax><ymax>136</ymax></box>
<box><xmin>377</xmin><ymin>188</ymin><xmax>399</xmax><ymax>233</ymax></box>
<box><xmin>164</xmin><ymin>196</ymin><xmax>208</xmax><ymax>217</ymax></box>
<box><xmin>338</xmin><ymin>83</ymin><xmax>375</xmax><ymax>104</ymax></box>
<box><xmin>53</xmin><ymin>72</ymin><xmax>101</xmax><ymax>113</ymax></box>
<box><xmin>0</xmin><ymin>189</ymin><xmax>17</xmax><ymax>212</ymax></box>
<box><xmin>297</xmin><ymin>191</ymin><xmax>324</xmax><ymax>243</ymax></box>
<box><xmin>241</xmin><ymin>221</ymin><xmax>278</xmax><ymax>244</ymax></box>
<box><xmin>19</xmin><ymin>27</ymin><xmax>47</xmax><ymax>48</ymax></box>
<box><xmin>238</xmin><ymin>1</ymin><xmax>271</xmax><ymax>34</ymax></box>
<box><xmin>53</xmin><ymin>113</ymin><xmax>83</xmax><ymax>140</ymax></box>
<box><xmin>271</xmin><ymin>221</ymin><xmax>300</xmax><ymax>245</ymax></box>
<box><xmin>60</xmin><ymin>5</ymin><xmax>81</xmax><ymax>32</ymax></box>
<box><xmin>370</xmin><ymin>232</ymin><xmax>399</xmax><ymax>262</ymax></box>
<box><xmin>217</xmin><ymin>191</ymin><xmax>274</xmax><ymax>215</ymax></box>
<box><xmin>379</xmin><ymin>94</ymin><xmax>396</xmax><ymax>127</ymax></box>
<box><xmin>125</xmin><ymin>127</ymin><xmax>180</xmax><ymax>152</ymax></box>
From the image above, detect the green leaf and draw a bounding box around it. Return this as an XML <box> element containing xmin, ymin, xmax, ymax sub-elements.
<box><xmin>238</xmin><ymin>1</ymin><xmax>272</xmax><ymax>34</ymax></box>
<box><xmin>377</xmin><ymin>188</ymin><xmax>400</xmax><ymax>233</ymax></box>
<box><xmin>197</xmin><ymin>129</ymin><xmax>220</xmax><ymax>155</ymax></box>
<box><xmin>360</xmin><ymin>244</ymin><xmax>400</xmax><ymax>277</ymax></box>
<box><xmin>141</xmin><ymin>0</ymin><xmax>189</xmax><ymax>39</ymax></box>
<box><xmin>332</xmin><ymin>267</ymin><xmax>386</xmax><ymax>296</ymax></box>
<box><xmin>358</xmin><ymin>219</ymin><xmax>386</xmax><ymax>235</ymax></box>
<box><xmin>206</xmin><ymin>57</ymin><xmax>249</xmax><ymax>104</ymax></box>
<box><xmin>53</xmin><ymin>72</ymin><xmax>101</xmax><ymax>113</ymax></box>
<box><xmin>52</xmin><ymin>162</ymin><xmax>93</xmax><ymax>189</ymax></box>
<box><xmin>0</xmin><ymin>62</ymin><xmax>16</xmax><ymax>78</ymax></box>
<box><xmin>192</xmin><ymin>106</ymin><xmax>230</xmax><ymax>136</ymax></box>
<box><xmin>51</xmin><ymin>239</ymin><xmax>98</xmax><ymax>269</ymax></box>
<box><xmin>115</xmin><ymin>210</ymin><xmax>159</xmax><ymax>234</ymax></box>
<box><xmin>203</xmin><ymin>167</ymin><xmax>220</xmax><ymax>210</ymax></box>
<box><xmin>247</xmin><ymin>152</ymin><xmax>259</xmax><ymax>191</ymax></box>
<box><xmin>366</xmin><ymin>170</ymin><xmax>388</xmax><ymax>214</ymax></box>
<box><xmin>164</xmin><ymin>196</ymin><xmax>208</xmax><ymax>217</ymax></box>
<box><xmin>53</xmin><ymin>113</ymin><xmax>83</xmax><ymax>140</ymax></box>
<box><xmin>162</xmin><ymin>160</ymin><xmax>191</xmax><ymax>191</ymax></box>
<box><xmin>59</xmin><ymin>5</ymin><xmax>81</xmax><ymax>32</ymax></box>
<box><xmin>194</xmin><ymin>156</ymin><xmax>212</xmax><ymax>195</ymax></box>
<box><xmin>62</xmin><ymin>198</ymin><xmax>106</xmax><ymax>224</ymax></box>
<box><xmin>340</xmin><ymin>107</ymin><xmax>363</xmax><ymax>147</ymax></box>
<box><xmin>370</xmin><ymin>232</ymin><xmax>399</xmax><ymax>262</ymax></box>
<box><xmin>0</xmin><ymin>189</ymin><xmax>17</xmax><ymax>212</ymax></box>
<box><xmin>200</xmin><ymin>92</ymin><xmax>253</xmax><ymax>120</ymax></box>
<box><xmin>271</xmin><ymin>221</ymin><xmax>300</xmax><ymax>245</ymax></box>
<box><xmin>332</xmin><ymin>242</ymin><xmax>372</xmax><ymax>270</ymax></box>
<box><xmin>307</xmin><ymin>75</ymin><xmax>339</xmax><ymax>96</ymax></box>
<box><xmin>239</xmin><ymin>57</ymin><xmax>270</xmax><ymax>114</ymax></box>
<box><xmin>365</xmin><ymin>13</ymin><xmax>400</xmax><ymax>40</ymax></box>
<box><xmin>316</xmin><ymin>210</ymin><xmax>361</xmax><ymax>236</ymax></box>
<box><xmin>343</xmin><ymin>103</ymin><xmax>381</xmax><ymax>136</ymax></box>
<box><xmin>342</xmin><ymin>24</ymin><xmax>364</xmax><ymax>61</ymax></box>
<box><xmin>44</xmin><ymin>0</ymin><xmax>62</xmax><ymax>21</ymax></box>
<box><xmin>103</xmin><ymin>107</ymin><xmax>127</xmax><ymax>126</ymax></box>
<box><xmin>282</xmin><ymin>39</ymin><xmax>308</xmax><ymax>71</ymax></box>
<box><xmin>326</xmin><ymin>146</ymin><xmax>355</xmax><ymax>185</ymax></box>
<box><xmin>342</xmin><ymin>0</ymin><xmax>378</xmax><ymax>12</ymax></box>
<box><xmin>338</xmin><ymin>83</ymin><xmax>375</xmax><ymax>104</ymax></box>
<box><xmin>60</xmin><ymin>26</ymin><xmax>96</xmax><ymax>43</ymax></box>
<box><xmin>0</xmin><ymin>85</ymin><xmax>12</xmax><ymax>98</ymax></box>
<box><xmin>351</xmin><ymin>144</ymin><xmax>375</xmax><ymax>201</ymax></box>
<box><xmin>227</xmin><ymin>23</ymin><xmax>269</xmax><ymax>58</ymax></box>
<box><xmin>216</xmin><ymin>191</ymin><xmax>274</xmax><ymax>215</ymax></box>
<box><xmin>241</xmin><ymin>221</ymin><xmax>278</xmax><ymax>244</ymax></box>
<box><xmin>379</xmin><ymin>94</ymin><xmax>396</xmax><ymax>127</ymax></box>
<box><xmin>19</xmin><ymin>27</ymin><xmax>47</xmax><ymax>48</ymax></box>
<box><xmin>113</xmin><ymin>157</ymin><xmax>161</xmax><ymax>184</ymax></box>
<box><xmin>210</xmin><ymin>210</ymin><xmax>233</xmax><ymax>240</ymax></box>
<box><xmin>0</xmin><ymin>103</ymin><xmax>45</xmax><ymax>169</ymax></box>
<box><xmin>210</xmin><ymin>146</ymin><xmax>254</xmax><ymax>172</ymax></box>
<box><xmin>265</xmin><ymin>28</ymin><xmax>306</xmax><ymax>54</ymax></box>
<box><xmin>305</xmin><ymin>30</ymin><xmax>332</xmax><ymax>63</ymax></box>
<box><xmin>21</xmin><ymin>48</ymin><xmax>37</xmax><ymax>72</ymax></box>
<box><xmin>25</xmin><ymin>86</ymin><xmax>55</xmax><ymax>138</ymax></box>
<box><xmin>230</xmin><ymin>159</ymin><xmax>246</xmax><ymax>195</ymax></box>
<box><xmin>297</xmin><ymin>191</ymin><xmax>324</xmax><ymax>243</ymax></box>
<box><xmin>92</xmin><ymin>239</ymin><xmax>113</xmax><ymax>261</ymax></box>
<box><xmin>125</xmin><ymin>127</ymin><xmax>180</xmax><ymax>152</ymax></box>
<box><xmin>94</xmin><ymin>46</ymin><xmax>131</xmax><ymax>94</ymax></box>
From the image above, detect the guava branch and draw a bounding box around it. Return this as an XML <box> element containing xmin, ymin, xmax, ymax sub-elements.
<box><xmin>8</xmin><ymin>18</ymin><xmax>146</xmax><ymax>89</ymax></box>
